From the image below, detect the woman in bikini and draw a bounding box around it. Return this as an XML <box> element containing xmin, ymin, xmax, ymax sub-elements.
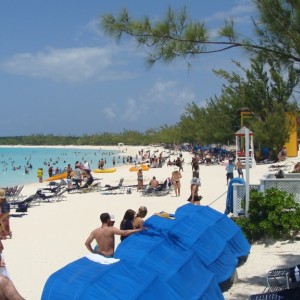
<box><xmin>171</xmin><ymin>167</ymin><xmax>182</xmax><ymax>197</ymax></box>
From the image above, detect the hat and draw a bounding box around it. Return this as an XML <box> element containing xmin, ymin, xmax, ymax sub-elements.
<box><xmin>190</xmin><ymin>177</ymin><xmax>201</xmax><ymax>186</ymax></box>
<box><xmin>109</xmin><ymin>214</ymin><xmax>115</xmax><ymax>222</ymax></box>
<box><xmin>0</xmin><ymin>189</ymin><xmax>5</xmax><ymax>199</ymax></box>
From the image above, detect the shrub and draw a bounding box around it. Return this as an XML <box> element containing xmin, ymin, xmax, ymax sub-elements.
<box><xmin>234</xmin><ymin>188</ymin><xmax>300</xmax><ymax>242</ymax></box>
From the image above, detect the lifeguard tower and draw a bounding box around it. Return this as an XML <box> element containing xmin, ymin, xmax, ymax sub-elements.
<box><xmin>235</xmin><ymin>126</ymin><xmax>256</xmax><ymax>168</ymax></box>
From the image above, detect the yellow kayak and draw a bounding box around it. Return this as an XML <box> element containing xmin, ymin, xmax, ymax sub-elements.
<box><xmin>129</xmin><ymin>165</ymin><xmax>150</xmax><ymax>172</ymax></box>
<box><xmin>45</xmin><ymin>172</ymin><xmax>68</xmax><ymax>181</ymax></box>
<box><xmin>93</xmin><ymin>168</ymin><xmax>117</xmax><ymax>173</ymax></box>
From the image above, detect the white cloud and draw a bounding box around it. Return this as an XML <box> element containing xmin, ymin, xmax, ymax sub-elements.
<box><xmin>120</xmin><ymin>98</ymin><xmax>143</xmax><ymax>122</ymax></box>
<box><xmin>103</xmin><ymin>105</ymin><xmax>117</xmax><ymax>120</ymax></box>
<box><xmin>205</xmin><ymin>2</ymin><xmax>254</xmax><ymax>23</ymax></box>
<box><xmin>0</xmin><ymin>46</ymin><xmax>136</xmax><ymax>83</ymax></box>
<box><xmin>101</xmin><ymin>80</ymin><xmax>196</xmax><ymax>127</ymax></box>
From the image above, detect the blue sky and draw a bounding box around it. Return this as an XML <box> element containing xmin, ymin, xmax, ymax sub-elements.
<box><xmin>0</xmin><ymin>0</ymin><xmax>255</xmax><ymax>136</ymax></box>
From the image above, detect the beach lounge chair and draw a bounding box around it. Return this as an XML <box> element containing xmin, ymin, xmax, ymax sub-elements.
<box><xmin>249</xmin><ymin>286</ymin><xmax>300</xmax><ymax>300</ymax></box>
<box><xmin>101</xmin><ymin>178</ymin><xmax>125</xmax><ymax>195</ymax></box>
<box><xmin>7</xmin><ymin>185</ymin><xmax>25</xmax><ymax>201</ymax></box>
<box><xmin>265</xmin><ymin>265</ymin><xmax>300</xmax><ymax>292</ymax></box>
<box><xmin>35</xmin><ymin>187</ymin><xmax>67</xmax><ymax>203</ymax></box>
<box><xmin>5</xmin><ymin>186</ymin><xmax>18</xmax><ymax>199</ymax></box>
<box><xmin>141</xmin><ymin>179</ymin><xmax>171</xmax><ymax>197</ymax></box>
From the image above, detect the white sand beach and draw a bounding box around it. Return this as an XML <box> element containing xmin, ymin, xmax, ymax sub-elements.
<box><xmin>2</xmin><ymin>145</ymin><xmax>300</xmax><ymax>299</ymax></box>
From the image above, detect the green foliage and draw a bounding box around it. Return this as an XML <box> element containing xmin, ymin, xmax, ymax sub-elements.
<box><xmin>0</xmin><ymin>125</ymin><xmax>184</xmax><ymax>146</ymax></box>
<box><xmin>235</xmin><ymin>188</ymin><xmax>300</xmax><ymax>242</ymax></box>
<box><xmin>101</xmin><ymin>2</ymin><xmax>300</xmax><ymax>68</ymax></box>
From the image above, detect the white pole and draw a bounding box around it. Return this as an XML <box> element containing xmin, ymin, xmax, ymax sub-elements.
<box><xmin>245</xmin><ymin>128</ymin><xmax>250</xmax><ymax>216</ymax></box>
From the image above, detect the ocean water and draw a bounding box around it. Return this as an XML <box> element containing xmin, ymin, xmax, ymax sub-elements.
<box><xmin>0</xmin><ymin>147</ymin><xmax>120</xmax><ymax>188</ymax></box>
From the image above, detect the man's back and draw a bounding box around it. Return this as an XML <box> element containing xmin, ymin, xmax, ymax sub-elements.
<box><xmin>93</xmin><ymin>226</ymin><xmax>115</xmax><ymax>257</ymax></box>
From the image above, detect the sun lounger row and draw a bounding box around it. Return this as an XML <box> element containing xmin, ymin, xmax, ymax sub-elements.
<box><xmin>5</xmin><ymin>185</ymin><xmax>26</xmax><ymax>201</ymax></box>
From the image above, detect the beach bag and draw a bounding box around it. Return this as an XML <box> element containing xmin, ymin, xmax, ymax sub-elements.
<box><xmin>16</xmin><ymin>203</ymin><xmax>28</xmax><ymax>213</ymax></box>
<box><xmin>1</xmin><ymin>202</ymin><xmax>10</xmax><ymax>213</ymax></box>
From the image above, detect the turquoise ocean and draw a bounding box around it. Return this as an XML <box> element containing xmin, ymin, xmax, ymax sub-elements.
<box><xmin>0</xmin><ymin>147</ymin><xmax>120</xmax><ymax>188</ymax></box>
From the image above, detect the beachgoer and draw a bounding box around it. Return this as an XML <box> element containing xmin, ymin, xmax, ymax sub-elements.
<box><xmin>187</xmin><ymin>177</ymin><xmax>202</xmax><ymax>205</ymax></box>
<box><xmin>48</xmin><ymin>166</ymin><xmax>53</xmax><ymax>178</ymax></box>
<box><xmin>99</xmin><ymin>159</ymin><xmax>105</xmax><ymax>169</ymax></box>
<box><xmin>37</xmin><ymin>168</ymin><xmax>43</xmax><ymax>183</ymax></box>
<box><xmin>171</xmin><ymin>167</ymin><xmax>182</xmax><ymax>197</ymax></box>
<box><xmin>93</xmin><ymin>214</ymin><xmax>115</xmax><ymax>253</ymax></box>
<box><xmin>278</xmin><ymin>146</ymin><xmax>287</xmax><ymax>161</ymax></box>
<box><xmin>137</xmin><ymin>169</ymin><xmax>143</xmax><ymax>191</ymax></box>
<box><xmin>0</xmin><ymin>242</ymin><xmax>23</xmax><ymax>300</ymax></box>
<box><xmin>120</xmin><ymin>209</ymin><xmax>136</xmax><ymax>241</ymax></box>
<box><xmin>0</xmin><ymin>190</ymin><xmax>12</xmax><ymax>239</ymax></box>
<box><xmin>293</xmin><ymin>162</ymin><xmax>300</xmax><ymax>173</ymax></box>
<box><xmin>73</xmin><ymin>164</ymin><xmax>82</xmax><ymax>189</ymax></box>
<box><xmin>0</xmin><ymin>274</ymin><xmax>25</xmax><ymax>300</ymax></box>
<box><xmin>175</xmin><ymin>157</ymin><xmax>183</xmax><ymax>172</ymax></box>
<box><xmin>66</xmin><ymin>164</ymin><xmax>72</xmax><ymax>176</ymax></box>
<box><xmin>133</xmin><ymin>206</ymin><xmax>148</xmax><ymax>229</ymax></box>
<box><xmin>85</xmin><ymin>212</ymin><xmax>143</xmax><ymax>258</ymax></box>
<box><xmin>0</xmin><ymin>238</ymin><xmax>4</xmax><ymax>267</ymax></box>
<box><xmin>191</xmin><ymin>155</ymin><xmax>199</xmax><ymax>172</ymax></box>
<box><xmin>149</xmin><ymin>176</ymin><xmax>159</xmax><ymax>189</ymax></box>
<box><xmin>81</xmin><ymin>169</ymin><xmax>93</xmax><ymax>188</ymax></box>
<box><xmin>235</xmin><ymin>158</ymin><xmax>244</xmax><ymax>179</ymax></box>
<box><xmin>226</xmin><ymin>160</ymin><xmax>235</xmax><ymax>185</ymax></box>
<box><xmin>83</xmin><ymin>160</ymin><xmax>91</xmax><ymax>172</ymax></box>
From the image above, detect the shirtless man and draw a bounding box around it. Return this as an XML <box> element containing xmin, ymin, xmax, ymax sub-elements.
<box><xmin>149</xmin><ymin>176</ymin><xmax>159</xmax><ymax>189</ymax></box>
<box><xmin>85</xmin><ymin>213</ymin><xmax>144</xmax><ymax>258</ymax></box>
<box><xmin>171</xmin><ymin>167</ymin><xmax>182</xmax><ymax>196</ymax></box>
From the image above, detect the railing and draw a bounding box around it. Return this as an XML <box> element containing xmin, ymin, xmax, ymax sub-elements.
<box><xmin>232</xmin><ymin>173</ymin><xmax>300</xmax><ymax>216</ymax></box>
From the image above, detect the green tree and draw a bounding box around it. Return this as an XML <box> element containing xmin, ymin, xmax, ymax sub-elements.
<box><xmin>176</xmin><ymin>57</ymin><xmax>299</xmax><ymax>147</ymax></box>
<box><xmin>100</xmin><ymin>1</ymin><xmax>300</xmax><ymax>69</ymax></box>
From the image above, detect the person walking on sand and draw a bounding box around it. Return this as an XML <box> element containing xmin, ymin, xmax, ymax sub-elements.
<box><xmin>137</xmin><ymin>168</ymin><xmax>143</xmax><ymax>191</ymax></box>
<box><xmin>85</xmin><ymin>213</ymin><xmax>144</xmax><ymax>258</ymax></box>
<box><xmin>226</xmin><ymin>159</ymin><xmax>235</xmax><ymax>185</ymax></box>
<box><xmin>235</xmin><ymin>158</ymin><xmax>244</xmax><ymax>179</ymax></box>
<box><xmin>171</xmin><ymin>167</ymin><xmax>182</xmax><ymax>197</ymax></box>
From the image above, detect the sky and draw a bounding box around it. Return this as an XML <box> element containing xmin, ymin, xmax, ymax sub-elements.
<box><xmin>0</xmin><ymin>0</ymin><xmax>256</xmax><ymax>137</ymax></box>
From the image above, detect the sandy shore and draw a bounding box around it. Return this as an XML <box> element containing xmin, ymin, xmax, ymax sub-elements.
<box><xmin>2</xmin><ymin>145</ymin><xmax>300</xmax><ymax>299</ymax></box>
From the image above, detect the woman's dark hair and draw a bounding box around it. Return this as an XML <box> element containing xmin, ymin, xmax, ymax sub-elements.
<box><xmin>122</xmin><ymin>209</ymin><xmax>135</xmax><ymax>221</ymax></box>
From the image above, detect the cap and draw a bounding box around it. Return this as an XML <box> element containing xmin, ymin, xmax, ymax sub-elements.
<box><xmin>109</xmin><ymin>214</ymin><xmax>115</xmax><ymax>222</ymax></box>
<box><xmin>190</xmin><ymin>177</ymin><xmax>201</xmax><ymax>186</ymax></box>
<box><xmin>0</xmin><ymin>189</ymin><xmax>5</xmax><ymax>199</ymax></box>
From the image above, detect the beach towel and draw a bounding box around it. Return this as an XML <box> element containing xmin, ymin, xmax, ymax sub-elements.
<box><xmin>85</xmin><ymin>253</ymin><xmax>120</xmax><ymax>265</ymax></box>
